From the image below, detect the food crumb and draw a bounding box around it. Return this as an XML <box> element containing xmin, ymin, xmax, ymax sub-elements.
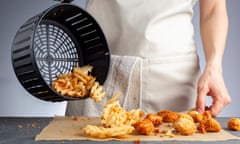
<box><xmin>159</xmin><ymin>129</ymin><xmax>175</xmax><ymax>138</ymax></box>
<box><xmin>26</xmin><ymin>123</ymin><xmax>31</xmax><ymax>128</ymax></box>
<box><xmin>71</xmin><ymin>116</ymin><xmax>78</xmax><ymax>121</ymax></box>
<box><xmin>32</xmin><ymin>123</ymin><xmax>38</xmax><ymax>128</ymax></box>
<box><xmin>169</xmin><ymin>134</ymin><xmax>175</xmax><ymax>138</ymax></box>
<box><xmin>154</xmin><ymin>128</ymin><xmax>160</xmax><ymax>134</ymax></box>
<box><xmin>133</xmin><ymin>139</ymin><xmax>141</xmax><ymax>144</ymax></box>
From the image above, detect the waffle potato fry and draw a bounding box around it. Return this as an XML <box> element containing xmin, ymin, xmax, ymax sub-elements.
<box><xmin>52</xmin><ymin>65</ymin><xmax>105</xmax><ymax>102</ymax></box>
<box><xmin>90</xmin><ymin>82</ymin><xmax>106</xmax><ymax>102</ymax></box>
<box><xmin>83</xmin><ymin>125</ymin><xmax>134</xmax><ymax>139</ymax></box>
<box><xmin>83</xmin><ymin>93</ymin><xmax>144</xmax><ymax>138</ymax></box>
<box><xmin>101</xmin><ymin>93</ymin><xmax>144</xmax><ymax>127</ymax></box>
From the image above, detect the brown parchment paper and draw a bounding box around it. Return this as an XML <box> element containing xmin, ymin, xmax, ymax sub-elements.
<box><xmin>35</xmin><ymin>116</ymin><xmax>240</xmax><ymax>142</ymax></box>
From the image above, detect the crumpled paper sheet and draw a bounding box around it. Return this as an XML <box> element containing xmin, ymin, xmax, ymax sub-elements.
<box><xmin>35</xmin><ymin>116</ymin><xmax>240</xmax><ymax>142</ymax></box>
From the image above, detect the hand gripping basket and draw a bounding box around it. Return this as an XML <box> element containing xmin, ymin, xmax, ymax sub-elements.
<box><xmin>11</xmin><ymin>3</ymin><xmax>110</xmax><ymax>102</ymax></box>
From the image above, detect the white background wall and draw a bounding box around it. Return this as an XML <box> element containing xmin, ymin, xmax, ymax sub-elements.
<box><xmin>0</xmin><ymin>0</ymin><xmax>239</xmax><ymax>117</ymax></box>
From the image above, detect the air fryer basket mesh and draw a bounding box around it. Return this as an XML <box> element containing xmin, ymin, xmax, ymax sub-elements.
<box><xmin>34</xmin><ymin>19</ymin><xmax>82</xmax><ymax>85</ymax></box>
<box><xmin>12</xmin><ymin>4</ymin><xmax>110</xmax><ymax>102</ymax></box>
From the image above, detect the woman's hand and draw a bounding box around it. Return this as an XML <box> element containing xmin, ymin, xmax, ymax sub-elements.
<box><xmin>197</xmin><ymin>0</ymin><xmax>230</xmax><ymax>116</ymax></box>
<box><xmin>196</xmin><ymin>65</ymin><xmax>231</xmax><ymax>117</ymax></box>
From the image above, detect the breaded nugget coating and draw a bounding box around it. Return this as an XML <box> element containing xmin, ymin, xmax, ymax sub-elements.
<box><xmin>157</xmin><ymin>110</ymin><xmax>179</xmax><ymax>123</ymax></box>
<box><xmin>228</xmin><ymin>118</ymin><xmax>240</xmax><ymax>131</ymax></box>
<box><xmin>133</xmin><ymin>119</ymin><xmax>155</xmax><ymax>135</ymax></box>
<box><xmin>178</xmin><ymin>113</ymin><xmax>194</xmax><ymax>122</ymax></box>
<box><xmin>188</xmin><ymin>110</ymin><xmax>203</xmax><ymax>123</ymax></box>
<box><xmin>145</xmin><ymin>113</ymin><xmax>163</xmax><ymax>127</ymax></box>
<box><xmin>173</xmin><ymin>117</ymin><xmax>196</xmax><ymax>135</ymax></box>
<box><xmin>203</xmin><ymin>118</ymin><xmax>222</xmax><ymax>132</ymax></box>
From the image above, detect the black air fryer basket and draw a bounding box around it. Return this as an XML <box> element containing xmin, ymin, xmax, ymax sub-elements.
<box><xmin>11</xmin><ymin>3</ymin><xmax>110</xmax><ymax>102</ymax></box>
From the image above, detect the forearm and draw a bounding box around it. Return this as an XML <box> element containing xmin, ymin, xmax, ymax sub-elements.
<box><xmin>196</xmin><ymin>0</ymin><xmax>231</xmax><ymax>116</ymax></box>
<box><xmin>200</xmin><ymin>1</ymin><xmax>228</xmax><ymax>72</ymax></box>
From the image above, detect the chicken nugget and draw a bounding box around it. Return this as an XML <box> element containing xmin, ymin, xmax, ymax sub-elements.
<box><xmin>201</xmin><ymin>111</ymin><xmax>212</xmax><ymax>121</ymax></box>
<box><xmin>178</xmin><ymin>113</ymin><xmax>194</xmax><ymax>122</ymax></box>
<box><xmin>173</xmin><ymin>117</ymin><xmax>196</xmax><ymax>135</ymax></box>
<box><xmin>133</xmin><ymin>119</ymin><xmax>154</xmax><ymax>135</ymax></box>
<box><xmin>157</xmin><ymin>110</ymin><xmax>179</xmax><ymax>123</ymax></box>
<box><xmin>228</xmin><ymin>118</ymin><xmax>240</xmax><ymax>131</ymax></box>
<box><xmin>201</xmin><ymin>118</ymin><xmax>221</xmax><ymax>132</ymax></box>
<box><xmin>188</xmin><ymin>110</ymin><xmax>203</xmax><ymax>123</ymax></box>
<box><xmin>145</xmin><ymin>113</ymin><xmax>163</xmax><ymax>127</ymax></box>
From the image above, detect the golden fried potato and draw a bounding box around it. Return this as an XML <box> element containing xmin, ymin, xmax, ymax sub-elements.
<box><xmin>125</xmin><ymin>109</ymin><xmax>145</xmax><ymax>126</ymax></box>
<box><xmin>101</xmin><ymin>93</ymin><xmax>144</xmax><ymax>127</ymax></box>
<box><xmin>83</xmin><ymin>124</ymin><xmax>134</xmax><ymax>139</ymax></box>
<box><xmin>157</xmin><ymin>110</ymin><xmax>179</xmax><ymax>123</ymax></box>
<box><xmin>52</xmin><ymin>65</ymin><xmax>106</xmax><ymax>102</ymax></box>
<box><xmin>74</xmin><ymin>65</ymin><xmax>93</xmax><ymax>75</ymax></box>
<box><xmin>83</xmin><ymin>93</ymin><xmax>144</xmax><ymax>138</ymax></box>
<box><xmin>145</xmin><ymin>113</ymin><xmax>163</xmax><ymax>127</ymax></box>
<box><xmin>173</xmin><ymin>117</ymin><xmax>196</xmax><ymax>135</ymax></box>
<box><xmin>90</xmin><ymin>82</ymin><xmax>106</xmax><ymax>102</ymax></box>
<box><xmin>227</xmin><ymin>118</ymin><xmax>240</xmax><ymax>131</ymax></box>
<box><xmin>133</xmin><ymin>119</ymin><xmax>155</xmax><ymax>135</ymax></box>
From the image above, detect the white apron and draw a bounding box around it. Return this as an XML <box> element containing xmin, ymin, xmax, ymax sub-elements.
<box><xmin>66</xmin><ymin>0</ymin><xmax>200</xmax><ymax>116</ymax></box>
